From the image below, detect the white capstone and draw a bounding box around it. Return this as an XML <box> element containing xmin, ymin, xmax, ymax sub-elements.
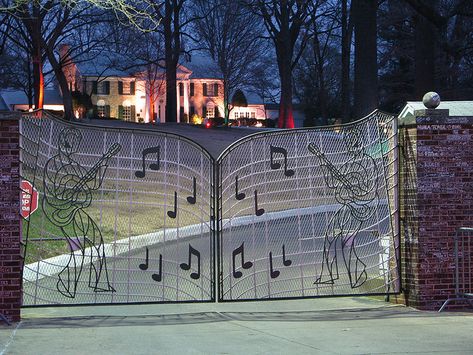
<box><xmin>422</xmin><ymin>92</ymin><xmax>441</xmax><ymax>109</ymax></box>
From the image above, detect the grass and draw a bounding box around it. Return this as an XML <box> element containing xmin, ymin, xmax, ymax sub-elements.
<box><xmin>23</xmin><ymin>179</ymin><xmax>211</xmax><ymax>264</ymax></box>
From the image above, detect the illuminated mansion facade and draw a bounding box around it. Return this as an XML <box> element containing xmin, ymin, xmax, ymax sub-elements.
<box><xmin>61</xmin><ymin>49</ymin><xmax>225</xmax><ymax>123</ymax></box>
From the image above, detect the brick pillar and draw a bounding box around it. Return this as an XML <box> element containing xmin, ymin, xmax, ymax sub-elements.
<box><xmin>0</xmin><ymin>113</ymin><xmax>22</xmax><ymax>323</ymax></box>
<box><xmin>397</xmin><ymin>111</ymin><xmax>473</xmax><ymax>310</ymax></box>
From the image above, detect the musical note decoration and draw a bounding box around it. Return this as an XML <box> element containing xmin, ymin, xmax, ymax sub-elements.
<box><xmin>135</xmin><ymin>146</ymin><xmax>160</xmax><ymax>178</ymax></box>
<box><xmin>269</xmin><ymin>252</ymin><xmax>280</xmax><ymax>279</ymax></box>
<box><xmin>167</xmin><ymin>191</ymin><xmax>178</xmax><ymax>218</ymax></box>
<box><xmin>282</xmin><ymin>244</ymin><xmax>292</xmax><ymax>266</ymax></box>
<box><xmin>235</xmin><ymin>175</ymin><xmax>246</xmax><ymax>200</ymax></box>
<box><xmin>152</xmin><ymin>254</ymin><xmax>163</xmax><ymax>282</ymax></box>
<box><xmin>232</xmin><ymin>242</ymin><xmax>253</xmax><ymax>278</ymax></box>
<box><xmin>138</xmin><ymin>247</ymin><xmax>163</xmax><ymax>282</ymax></box>
<box><xmin>186</xmin><ymin>177</ymin><xmax>197</xmax><ymax>204</ymax></box>
<box><xmin>180</xmin><ymin>244</ymin><xmax>201</xmax><ymax>280</ymax></box>
<box><xmin>254</xmin><ymin>190</ymin><xmax>265</xmax><ymax>216</ymax></box>
<box><xmin>270</xmin><ymin>145</ymin><xmax>295</xmax><ymax>177</ymax></box>
<box><xmin>268</xmin><ymin>244</ymin><xmax>292</xmax><ymax>279</ymax></box>
<box><xmin>139</xmin><ymin>247</ymin><xmax>150</xmax><ymax>271</ymax></box>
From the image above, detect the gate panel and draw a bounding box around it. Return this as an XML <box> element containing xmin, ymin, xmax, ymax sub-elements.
<box><xmin>20</xmin><ymin>113</ymin><xmax>214</xmax><ymax>305</ymax></box>
<box><xmin>217</xmin><ymin>111</ymin><xmax>399</xmax><ymax>301</ymax></box>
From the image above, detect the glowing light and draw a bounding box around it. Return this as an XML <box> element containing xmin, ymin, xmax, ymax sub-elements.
<box><xmin>205</xmin><ymin>122</ymin><xmax>211</xmax><ymax>128</ymax></box>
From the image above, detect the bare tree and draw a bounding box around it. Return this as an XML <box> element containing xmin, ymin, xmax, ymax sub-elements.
<box><xmin>193</xmin><ymin>0</ymin><xmax>269</xmax><ymax>124</ymax></box>
<box><xmin>247</xmin><ymin>0</ymin><xmax>315</xmax><ymax>128</ymax></box>
<box><xmin>340</xmin><ymin>0</ymin><xmax>353</xmax><ymax>122</ymax></box>
<box><xmin>401</xmin><ymin>0</ymin><xmax>473</xmax><ymax>97</ymax></box>
<box><xmin>353</xmin><ymin>0</ymin><xmax>378</xmax><ymax>118</ymax></box>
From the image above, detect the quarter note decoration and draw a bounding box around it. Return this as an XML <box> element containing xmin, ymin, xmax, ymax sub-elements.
<box><xmin>186</xmin><ymin>177</ymin><xmax>197</xmax><ymax>204</ymax></box>
<box><xmin>235</xmin><ymin>175</ymin><xmax>246</xmax><ymax>200</ymax></box>
<box><xmin>270</xmin><ymin>145</ymin><xmax>295</xmax><ymax>177</ymax></box>
<box><xmin>152</xmin><ymin>254</ymin><xmax>163</xmax><ymax>282</ymax></box>
<box><xmin>232</xmin><ymin>242</ymin><xmax>253</xmax><ymax>278</ymax></box>
<box><xmin>254</xmin><ymin>190</ymin><xmax>265</xmax><ymax>216</ymax></box>
<box><xmin>139</xmin><ymin>247</ymin><xmax>150</xmax><ymax>271</ymax></box>
<box><xmin>269</xmin><ymin>252</ymin><xmax>280</xmax><ymax>279</ymax></box>
<box><xmin>268</xmin><ymin>244</ymin><xmax>292</xmax><ymax>279</ymax></box>
<box><xmin>135</xmin><ymin>146</ymin><xmax>161</xmax><ymax>178</ymax></box>
<box><xmin>167</xmin><ymin>191</ymin><xmax>177</xmax><ymax>218</ymax></box>
<box><xmin>282</xmin><ymin>244</ymin><xmax>292</xmax><ymax>266</ymax></box>
<box><xmin>180</xmin><ymin>244</ymin><xmax>201</xmax><ymax>280</ymax></box>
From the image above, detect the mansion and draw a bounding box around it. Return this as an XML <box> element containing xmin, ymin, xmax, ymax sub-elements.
<box><xmin>1</xmin><ymin>47</ymin><xmax>305</xmax><ymax>126</ymax></box>
<box><xmin>61</xmin><ymin>48</ymin><xmax>225</xmax><ymax>123</ymax></box>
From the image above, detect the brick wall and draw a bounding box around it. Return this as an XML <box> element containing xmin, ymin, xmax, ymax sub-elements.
<box><xmin>0</xmin><ymin>114</ymin><xmax>21</xmax><ymax>323</ymax></box>
<box><xmin>397</xmin><ymin>114</ymin><xmax>473</xmax><ymax>310</ymax></box>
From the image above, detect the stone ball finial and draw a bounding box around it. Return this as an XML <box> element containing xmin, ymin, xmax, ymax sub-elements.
<box><xmin>422</xmin><ymin>92</ymin><xmax>441</xmax><ymax>109</ymax></box>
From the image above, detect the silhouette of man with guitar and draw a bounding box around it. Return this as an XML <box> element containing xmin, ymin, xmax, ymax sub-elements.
<box><xmin>308</xmin><ymin>128</ymin><xmax>379</xmax><ymax>288</ymax></box>
<box><xmin>43</xmin><ymin>128</ymin><xmax>121</xmax><ymax>298</ymax></box>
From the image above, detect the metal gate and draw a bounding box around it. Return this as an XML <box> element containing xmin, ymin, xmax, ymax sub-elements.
<box><xmin>19</xmin><ymin>110</ymin><xmax>399</xmax><ymax>306</ymax></box>
<box><xmin>217</xmin><ymin>111</ymin><xmax>399</xmax><ymax>300</ymax></box>
<box><xmin>20</xmin><ymin>113</ymin><xmax>215</xmax><ymax>305</ymax></box>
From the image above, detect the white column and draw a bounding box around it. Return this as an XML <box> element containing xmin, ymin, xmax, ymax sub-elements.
<box><xmin>183</xmin><ymin>81</ymin><xmax>189</xmax><ymax>122</ymax></box>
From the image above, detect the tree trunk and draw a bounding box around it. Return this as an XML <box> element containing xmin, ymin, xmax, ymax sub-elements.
<box><xmin>341</xmin><ymin>0</ymin><xmax>353</xmax><ymax>122</ymax></box>
<box><xmin>45</xmin><ymin>47</ymin><xmax>73</xmax><ymax>120</ymax></box>
<box><xmin>276</xmin><ymin>15</ymin><xmax>295</xmax><ymax>129</ymax></box>
<box><xmin>313</xmin><ymin>29</ymin><xmax>328</xmax><ymax>125</ymax></box>
<box><xmin>165</xmin><ymin>59</ymin><xmax>177</xmax><ymax>123</ymax></box>
<box><xmin>31</xmin><ymin>15</ymin><xmax>43</xmax><ymax>110</ymax></box>
<box><xmin>414</xmin><ymin>14</ymin><xmax>436</xmax><ymax>98</ymax></box>
<box><xmin>163</xmin><ymin>0</ymin><xmax>179</xmax><ymax>123</ymax></box>
<box><xmin>353</xmin><ymin>0</ymin><xmax>378</xmax><ymax>118</ymax></box>
<box><xmin>278</xmin><ymin>61</ymin><xmax>294</xmax><ymax>129</ymax></box>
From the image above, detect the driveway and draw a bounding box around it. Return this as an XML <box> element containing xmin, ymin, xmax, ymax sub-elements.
<box><xmin>80</xmin><ymin>119</ymin><xmax>272</xmax><ymax>159</ymax></box>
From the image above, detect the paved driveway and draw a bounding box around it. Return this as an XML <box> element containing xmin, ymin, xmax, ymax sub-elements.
<box><xmin>81</xmin><ymin>120</ymin><xmax>271</xmax><ymax>159</ymax></box>
<box><xmin>1</xmin><ymin>297</ymin><xmax>473</xmax><ymax>355</ymax></box>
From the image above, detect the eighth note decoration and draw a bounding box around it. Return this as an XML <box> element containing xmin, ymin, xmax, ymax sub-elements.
<box><xmin>180</xmin><ymin>244</ymin><xmax>201</xmax><ymax>280</ymax></box>
<box><xmin>232</xmin><ymin>242</ymin><xmax>253</xmax><ymax>278</ymax></box>
<box><xmin>270</xmin><ymin>145</ymin><xmax>294</xmax><ymax>177</ymax></box>
<box><xmin>135</xmin><ymin>146</ymin><xmax>160</xmax><ymax>178</ymax></box>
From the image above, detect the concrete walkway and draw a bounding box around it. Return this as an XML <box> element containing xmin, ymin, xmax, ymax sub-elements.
<box><xmin>1</xmin><ymin>297</ymin><xmax>472</xmax><ymax>355</ymax></box>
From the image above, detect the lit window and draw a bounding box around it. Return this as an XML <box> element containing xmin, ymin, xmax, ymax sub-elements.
<box><xmin>206</xmin><ymin>106</ymin><xmax>214</xmax><ymax>118</ymax></box>
<box><xmin>205</xmin><ymin>83</ymin><xmax>218</xmax><ymax>97</ymax></box>
<box><xmin>123</xmin><ymin>81</ymin><xmax>130</xmax><ymax>93</ymax></box>
<box><xmin>97</xmin><ymin>81</ymin><xmax>109</xmax><ymax>95</ymax></box>
<box><xmin>123</xmin><ymin>106</ymin><xmax>131</xmax><ymax>121</ymax></box>
<box><xmin>97</xmin><ymin>106</ymin><xmax>106</xmax><ymax>117</ymax></box>
<box><xmin>97</xmin><ymin>99</ymin><xmax>106</xmax><ymax>117</ymax></box>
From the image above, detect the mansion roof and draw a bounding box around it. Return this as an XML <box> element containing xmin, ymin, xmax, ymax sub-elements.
<box><xmin>74</xmin><ymin>50</ymin><xmax>223</xmax><ymax>80</ymax></box>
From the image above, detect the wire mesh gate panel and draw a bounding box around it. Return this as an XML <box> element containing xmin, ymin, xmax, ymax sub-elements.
<box><xmin>217</xmin><ymin>111</ymin><xmax>400</xmax><ymax>301</ymax></box>
<box><xmin>20</xmin><ymin>113</ymin><xmax>214</xmax><ymax>305</ymax></box>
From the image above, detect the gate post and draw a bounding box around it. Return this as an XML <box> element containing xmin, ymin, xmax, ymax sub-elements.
<box><xmin>0</xmin><ymin>112</ymin><xmax>22</xmax><ymax>323</ymax></box>
<box><xmin>395</xmin><ymin>98</ymin><xmax>473</xmax><ymax>310</ymax></box>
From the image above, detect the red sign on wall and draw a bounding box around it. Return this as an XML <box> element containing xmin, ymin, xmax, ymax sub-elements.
<box><xmin>20</xmin><ymin>180</ymin><xmax>38</xmax><ymax>219</ymax></box>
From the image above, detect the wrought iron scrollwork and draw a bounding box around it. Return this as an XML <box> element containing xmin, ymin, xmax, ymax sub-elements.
<box><xmin>42</xmin><ymin>128</ymin><xmax>120</xmax><ymax>298</ymax></box>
